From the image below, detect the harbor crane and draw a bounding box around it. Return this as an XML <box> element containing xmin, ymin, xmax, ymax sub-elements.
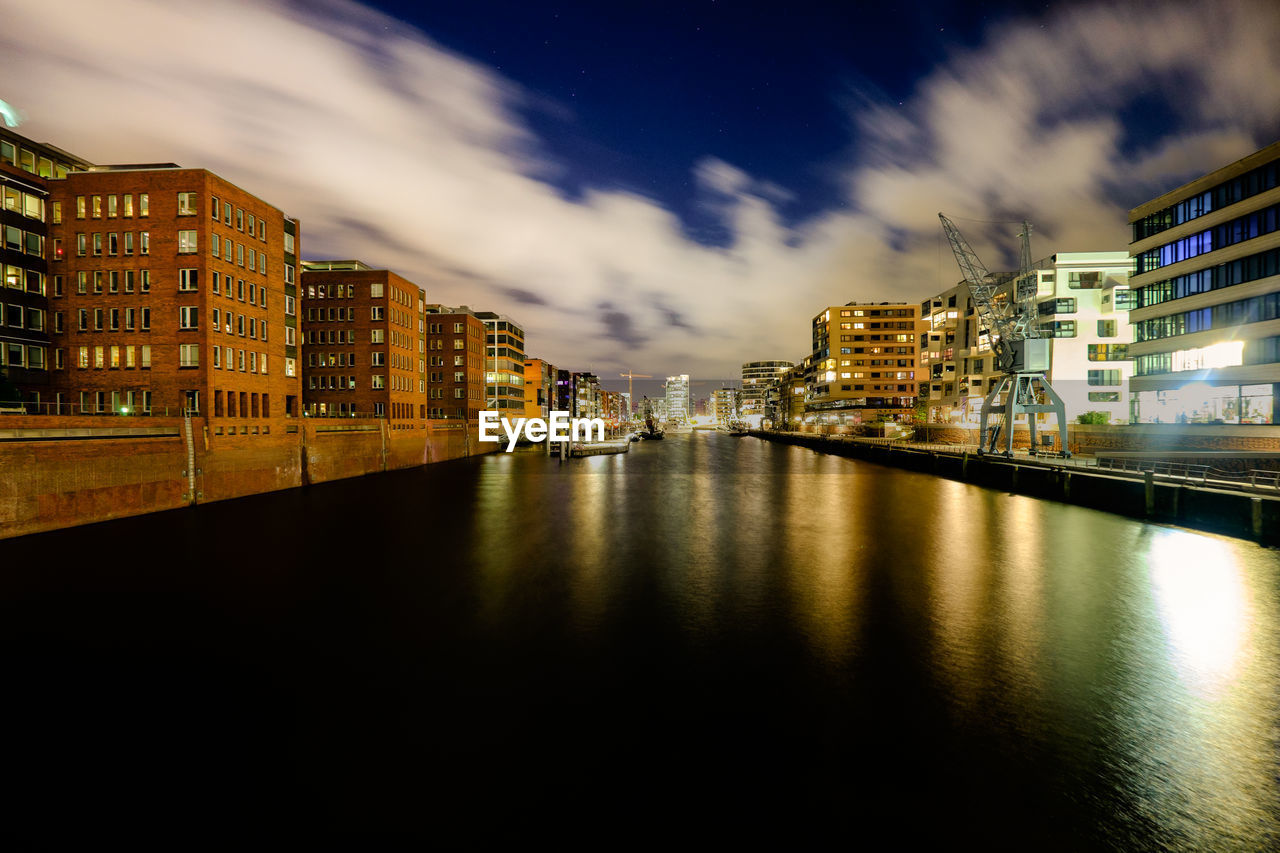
<box><xmin>938</xmin><ymin>213</ymin><xmax>1070</xmax><ymax>457</ymax></box>
<box><xmin>619</xmin><ymin>370</ymin><xmax>652</xmax><ymax>416</ymax></box>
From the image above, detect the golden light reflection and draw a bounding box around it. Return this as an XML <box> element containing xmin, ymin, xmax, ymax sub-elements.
<box><xmin>783</xmin><ymin>453</ymin><xmax>862</xmax><ymax>664</ymax></box>
<box><xmin>1147</xmin><ymin>529</ymin><xmax>1251</xmax><ymax>698</ymax></box>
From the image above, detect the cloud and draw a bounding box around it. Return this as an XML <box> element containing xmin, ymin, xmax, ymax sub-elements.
<box><xmin>3</xmin><ymin>0</ymin><xmax>1278</xmax><ymax>377</ymax></box>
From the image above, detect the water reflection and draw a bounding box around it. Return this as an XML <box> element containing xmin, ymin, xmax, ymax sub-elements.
<box><xmin>4</xmin><ymin>432</ymin><xmax>1280</xmax><ymax>844</ymax></box>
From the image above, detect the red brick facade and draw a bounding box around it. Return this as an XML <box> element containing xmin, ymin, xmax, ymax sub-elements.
<box><xmin>45</xmin><ymin>168</ymin><xmax>302</xmax><ymax>425</ymax></box>
<box><xmin>300</xmin><ymin>265</ymin><xmax>428</xmax><ymax>426</ymax></box>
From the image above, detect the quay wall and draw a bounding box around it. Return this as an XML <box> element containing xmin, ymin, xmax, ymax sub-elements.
<box><xmin>755</xmin><ymin>430</ymin><xmax>1280</xmax><ymax>546</ymax></box>
<box><xmin>0</xmin><ymin>416</ymin><xmax>494</xmax><ymax>540</ymax></box>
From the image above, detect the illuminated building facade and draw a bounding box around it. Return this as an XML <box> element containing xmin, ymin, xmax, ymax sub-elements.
<box><xmin>48</xmin><ymin>165</ymin><xmax>302</xmax><ymax>422</ymax></box>
<box><xmin>739</xmin><ymin>360</ymin><xmax>791</xmax><ymax>416</ymax></box>
<box><xmin>523</xmin><ymin>357</ymin><xmax>556</xmax><ymax>420</ymax></box>
<box><xmin>1128</xmin><ymin>141</ymin><xmax>1280</xmax><ymax>424</ymax></box>
<box><xmin>664</xmin><ymin>374</ymin><xmax>690</xmax><ymax>422</ymax></box>
<box><xmin>806</xmin><ymin>302</ymin><xmax>926</xmax><ymax>423</ymax></box>
<box><xmin>920</xmin><ymin>252</ymin><xmax>1134</xmax><ymax>424</ymax></box>
<box><xmin>476</xmin><ymin>311</ymin><xmax>525</xmax><ymax>415</ymax></box>
<box><xmin>0</xmin><ymin>129</ymin><xmax>90</xmax><ymax>408</ymax></box>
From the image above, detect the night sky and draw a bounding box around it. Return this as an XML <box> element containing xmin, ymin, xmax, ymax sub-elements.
<box><xmin>4</xmin><ymin>0</ymin><xmax>1279</xmax><ymax>377</ymax></box>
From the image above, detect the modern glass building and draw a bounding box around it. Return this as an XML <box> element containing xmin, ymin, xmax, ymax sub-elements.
<box><xmin>1128</xmin><ymin>141</ymin><xmax>1280</xmax><ymax>424</ymax></box>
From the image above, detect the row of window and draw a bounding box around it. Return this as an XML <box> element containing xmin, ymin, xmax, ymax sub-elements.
<box><xmin>1</xmin><ymin>139</ymin><xmax>74</xmax><ymax>179</ymax></box>
<box><xmin>75</xmin><ymin>306</ymin><xmax>151</xmax><ymax>332</ymax></box>
<box><xmin>2</xmin><ymin>184</ymin><xmax>45</xmax><ymax>221</ymax></box>
<box><xmin>4</xmin><ymin>224</ymin><xmax>43</xmax><ymax>257</ymax></box>
<box><xmin>211</xmin><ymin>272</ymin><xmax>269</xmax><ymax>308</ymax></box>
<box><xmin>1036</xmin><ymin>319</ymin><xmax>1119</xmax><ymax>338</ymax></box>
<box><xmin>209</xmin><ymin>195</ymin><xmax>269</xmax><ymax>242</ymax></box>
<box><xmin>68</xmin><ymin>230</ymin><xmax>148</xmax><ymax>258</ymax></box>
<box><xmin>1135</xmin><ymin>291</ymin><xmax>1280</xmax><ymax>343</ymax></box>
<box><xmin>1</xmin><ymin>303</ymin><xmax>44</xmax><ymax>331</ymax></box>
<box><xmin>3</xmin><ymin>264</ymin><xmax>43</xmax><ymax>294</ymax></box>
<box><xmin>57</xmin><ymin>269</ymin><xmax>151</xmax><ymax>296</ymax></box>
<box><xmin>210</xmin><ymin>234</ymin><xmax>268</xmax><ymax>275</ymax></box>
<box><xmin>1134</xmin><ymin>335</ymin><xmax>1280</xmax><ymax>376</ymax></box>
<box><xmin>209</xmin><ymin>308</ymin><xmax>268</xmax><ymax>342</ymax></box>
<box><xmin>210</xmin><ymin>346</ymin><xmax>268</xmax><ymax>373</ymax></box>
<box><xmin>1132</xmin><ymin>159</ymin><xmax>1280</xmax><ymax>241</ymax></box>
<box><xmin>1135</xmin><ymin>201</ymin><xmax>1280</xmax><ymax>273</ymax></box>
<box><xmin>1087</xmin><ymin>369</ymin><xmax>1122</xmax><ymax>386</ymax></box>
<box><xmin>0</xmin><ymin>341</ymin><xmax>46</xmax><ymax>369</ymax></box>
<box><xmin>1137</xmin><ymin>244</ymin><xmax>1280</xmax><ymax>308</ymax></box>
<box><xmin>74</xmin><ymin>194</ymin><xmax>149</xmax><ymax>220</ymax></box>
<box><xmin>76</xmin><ymin>344</ymin><xmax>152</xmax><ymax>369</ymax></box>
<box><xmin>212</xmin><ymin>389</ymin><xmax>271</xmax><ymax>419</ymax></box>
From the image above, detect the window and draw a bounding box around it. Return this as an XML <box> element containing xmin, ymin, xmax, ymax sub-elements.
<box><xmin>370</xmin><ymin>282</ymin><xmax>384</xmax><ymax>298</ymax></box>
<box><xmin>92</xmin><ymin>233</ymin><xmax>102</xmax><ymax>256</ymax></box>
<box><xmin>178</xmin><ymin>230</ymin><xmax>198</xmax><ymax>254</ymax></box>
<box><xmin>371</xmin><ymin>306</ymin><xmax>385</xmax><ymax>320</ymax></box>
<box><xmin>140</xmin><ymin>270</ymin><xmax>150</xmax><ymax>293</ymax></box>
<box><xmin>236</xmin><ymin>243</ymin><xmax>244</xmax><ymax>266</ymax></box>
<box><xmin>1097</xmin><ymin>319</ymin><xmax>1117</xmax><ymax>337</ymax></box>
<box><xmin>139</xmin><ymin>194</ymin><xmax>149</xmax><ymax>217</ymax></box>
<box><xmin>180</xmin><ymin>344</ymin><xmax>199</xmax><ymax>367</ymax></box>
<box><xmin>52</xmin><ymin>201</ymin><xmax>62</xmax><ymax>224</ymax></box>
<box><xmin>1088</xmin><ymin>392</ymin><xmax>1120</xmax><ymax>402</ymax></box>
<box><xmin>92</xmin><ymin>195</ymin><xmax>102</xmax><ymax>218</ymax></box>
<box><xmin>211</xmin><ymin>196</ymin><xmax>220</xmax><ymax>219</ymax></box>
<box><xmin>372</xmin><ymin>375</ymin><xmax>385</xmax><ymax>389</ymax></box>
<box><xmin>1088</xmin><ymin>344</ymin><xmax>1128</xmax><ymax>361</ymax></box>
<box><xmin>107</xmin><ymin>196</ymin><xmax>118</xmax><ymax>218</ymax></box>
<box><xmin>140</xmin><ymin>345</ymin><xmax>151</xmax><ymax>368</ymax></box>
<box><xmin>178</xmin><ymin>192</ymin><xmax>197</xmax><ymax>215</ymax></box>
<box><xmin>372</xmin><ymin>352</ymin><xmax>385</xmax><ymax>366</ymax></box>
<box><xmin>140</xmin><ymin>232</ymin><xmax>149</xmax><ymax>255</ymax></box>
<box><xmin>78</xmin><ymin>346</ymin><xmax>88</xmax><ymax>368</ymax></box>
<box><xmin>123</xmin><ymin>195</ymin><xmax>133</xmax><ymax>217</ymax></box>
<box><xmin>76</xmin><ymin>233</ymin><xmax>86</xmax><ymax>256</ymax></box>
<box><xmin>179</xmin><ymin>269</ymin><xmax>198</xmax><ymax>291</ymax></box>
<box><xmin>284</xmin><ymin>295</ymin><xmax>295</xmax><ymax>316</ymax></box>
<box><xmin>179</xmin><ymin>306</ymin><xmax>199</xmax><ymax>329</ymax></box>
<box><xmin>141</xmin><ymin>307</ymin><xmax>150</xmax><ymax>330</ymax></box>
<box><xmin>124</xmin><ymin>232</ymin><xmax>133</xmax><ymax>255</ymax></box>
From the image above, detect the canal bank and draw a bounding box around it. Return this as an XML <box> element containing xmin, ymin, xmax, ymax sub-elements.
<box><xmin>752</xmin><ymin>430</ymin><xmax>1280</xmax><ymax>546</ymax></box>
<box><xmin>0</xmin><ymin>414</ymin><xmax>496</xmax><ymax>540</ymax></box>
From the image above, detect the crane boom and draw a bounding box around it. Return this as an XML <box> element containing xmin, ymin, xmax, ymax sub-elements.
<box><xmin>938</xmin><ymin>212</ymin><xmax>1070</xmax><ymax>458</ymax></box>
<box><xmin>938</xmin><ymin>213</ymin><xmax>1018</xmax><ymax>371</ymax></box>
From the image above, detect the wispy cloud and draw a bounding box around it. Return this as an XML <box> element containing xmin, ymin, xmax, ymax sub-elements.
<box><xmin>4</xmin><ymin>0</ymin><xmax>1277</xmax><ymax>376</ymax></box>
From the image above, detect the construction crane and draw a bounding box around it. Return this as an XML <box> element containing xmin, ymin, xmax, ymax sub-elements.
<box><xmin>619</xmin><ymin>370</ymin><xmax>652</xmax><ymax>417</ymax></box>
<box><xmin>938</xmin><ymin>213</ymin><xmax>1070</xmax><ymax>458</ymax></box>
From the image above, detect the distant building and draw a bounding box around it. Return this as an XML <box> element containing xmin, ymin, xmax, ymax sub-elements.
<box><xmin>805</xmin><ymin>302</ymin><xmax>926</xmax><ymax>424</ymax></box>
<box><xmin>664</xmin><ymin>373</ymin><xmax>690</xmax><ymax>422</ymax></box>
<box><xmin>476</xmin><ymin>311</ymin><xmax>525</xmax><ymax>417</ymax></box>
<box><xmin>572</xmin><ymin>371</ymin><xmax>601</xmax><ymax>419</ymax></box>
<box><xmin>523</xmin><ymin>357</ymin><xmax>555</xmax><ymax>420</ymax></box>
<box><xmin>301</xmin><ymin>261</ymin><xmax>426</xmax><ymax>423</ymax></box>
<box><xmin>920</xmin><ymin>252</ymin><xmax>1134</xmax><ymax>424</ymax></box>
<box><xmin>1128</xmin><ymin>140</ymin><xmax>1280</xmax><ymax>424</ymax></box>
<box><xmin>711</xmin><ymin>387</ymin><xmax>738</xmax><ymax>423</ymax></box>
<box><xmin>740</xmin><ymin>360</ymin><xmax>792</xmax><ymax>416</ymax></box>
<box><xmin>554</xmin><ymin>368</ymin><xmax>573</xmax><ymax>412</ymax></box>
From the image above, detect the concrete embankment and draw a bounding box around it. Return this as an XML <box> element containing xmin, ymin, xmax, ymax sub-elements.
<box><xmin>0</xmin><ymin>416</ymin><xmax>495</xmax><ymax>540</ymax></box>
<box><xmin>753</xmin><ymin>430</ymin><xmax>1280</xmax><ymax>546</ymax></box>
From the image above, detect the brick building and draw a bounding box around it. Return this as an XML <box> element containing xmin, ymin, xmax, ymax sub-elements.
<box><xmin>300</xmin><ymin>261</ymin><xmax>427</xmax><ymax>425</ymax></box>
<box><xmin>46</xmin><ymin>164</ymin><xmax>302</xmax><ymax>424</ymax></box>
<box><xmin>424</xmin><ymin>305</ymin><xmax>487</xmax><ymax>422</ymax></box>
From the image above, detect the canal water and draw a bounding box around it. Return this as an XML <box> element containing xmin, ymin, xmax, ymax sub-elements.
<box><xmin>4</xmin><ymin>433</ymin><xmax>1280</xmax><ymax>846</ymax></box>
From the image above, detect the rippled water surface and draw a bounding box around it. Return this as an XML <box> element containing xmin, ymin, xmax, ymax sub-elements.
<box><xmin>4</xmin><ymin>433</ymin><xmax>1279</xmax><ymax>846</ymax></box>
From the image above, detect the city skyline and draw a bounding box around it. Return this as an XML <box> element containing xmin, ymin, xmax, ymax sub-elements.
<box><xmin>3</xmin><ymin>0</ymin><xmax>1279</xmax><ymax>378</ymax></box>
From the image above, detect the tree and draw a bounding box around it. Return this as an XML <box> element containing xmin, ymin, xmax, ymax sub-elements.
<box><xmin>1075</xmin><ymin>411</ymin><xmax>1109</xmax><ymax>425</ymax></box>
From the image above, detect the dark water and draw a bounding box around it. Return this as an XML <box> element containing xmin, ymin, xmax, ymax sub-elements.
<box><xmin>4</xmin><ymin>433</ymin><xmax>1280</xmax><ymax>846</ymax></box>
